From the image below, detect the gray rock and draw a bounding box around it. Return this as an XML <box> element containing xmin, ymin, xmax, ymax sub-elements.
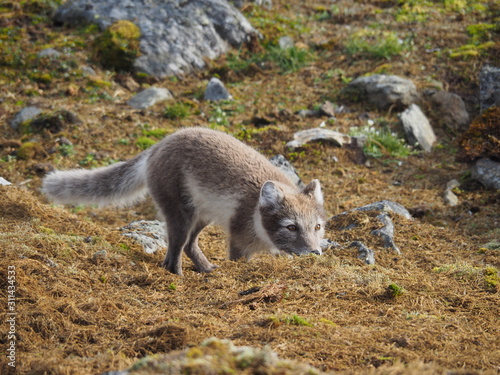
<box><xmin>399</xmin><ymin>104</ymin><xmax>436</xmax><ymax>152</ymax></box>
<box><xmin>328</xmin><ymin>200</ymin><xmax>411</xmax><ymax>263</ymax></box>
<box><xmin>10</xmin><ymin>107</ymin><xmax>42</xmax><ymax>130</ymax></box>
<box><xmin>446</xmin><ymin>179</ymin><xmax>460</xmax><ymax>190</ymax></box>
<box><xmin>371</xmin><ymin>213</ymin><xmax>400</xmax><ymax>254</ymax></box>
<box><xmin>444</xmin><ymin>189</ymin><xmax>459</xmax><ymax>206</ymax></box>
<box><xmin>38</xmin><ymin>48</ymin><xmax>62</xmax><ymax>58</ymax></box>
<box><xmin>54</xmin><ymin>0</ymin><xmax>257</xmax><ymax>78</ymax></box>
<box><xmin>286</xmin><ymin>128</ymin><xmax>351</xmax><ymax>150</ymax></box>
<box><xmin>319</xmin><ymin>101</ymin><xmax>336</xmax><ymax>117</ymax></box>
<box><xmin>204</xmin><ymin>77</ymin><xmax>233</xmax><ymax>101</ymax></box>
<box><xmin>479</xmin><ymin>65</ymin><xmax>500</xmax><ymax>112</ymax></box>
<box><xmin>350</xmin><ymin>241</ymin><xmax>375</xmax><ymax>265</ymax></box>
<box><xmin>471</xmin><ymin>158</ymin><xmax>500</xmax><ymax>190</ymax></box>
<box><xmin>320</xmin><ymin>239</ymin><xmax>340</xmax><ymax>251</ymax></box>
<box><xmin>81</xmin><ymin>66</ymin><xmax>97</xmax><ymax>76</ymax></box>
<box><xmin>121</xmin><ymin>220</ymin><xmax>167</xmax><ymax>254</ymax></box>
<box><xmin>427</xmin><ymin>90</ymin><xmax>469</xmax><ymax>132</ymax></box>
<box><xmin>347</xmin><ymin>74</ymin><xmax>420</xmax><ymax>109</ymax></box>
<box><xmin>127</xmin><ymin>87</ymin><xmax>173</xmax><ymax>109</ymax></box>
<box><xmin>0</xmin><ymin>177</ymin><xmax>12</xmax><ymax>186</ymax></box>
<box><xmin>269</xmin><ymin>155</ymin><xmax>305</xmax><ymax>188</ymax></box>
<box><xmin>349</xmin><ymin>200</ymin><xmax>412</xmax><ymax>220</ymax></box>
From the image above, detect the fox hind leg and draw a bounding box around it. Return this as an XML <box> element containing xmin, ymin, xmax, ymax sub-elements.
<box><xmin>184</xmin><ymin>220</ymin><xmax>218</xmax><ymax>273</ymax></box>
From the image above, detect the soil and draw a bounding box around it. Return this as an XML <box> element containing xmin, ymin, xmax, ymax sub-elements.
<box><xmin>0</xmin><ymin>1</ymin><xmax>499</xmax><ymax>374</ymax></box>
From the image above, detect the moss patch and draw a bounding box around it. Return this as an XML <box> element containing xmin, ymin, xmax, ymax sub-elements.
<box><xmin>92</xmin><ymin>20</ymin><xmax>141</xmax><ymax>71</ymax></box>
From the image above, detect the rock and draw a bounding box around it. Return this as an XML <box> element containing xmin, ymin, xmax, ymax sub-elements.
<box><xmin>350</xmin><ymin>241</ymin><xmax>375</xmax><ymax>265</ymax></box>
<box><xmin>346</xmin><ymin>74</ymin><xmax>420</xmax><ymax>109</ymax></box>
<box><xmin>10</xmin><ymin>107</ymin><xmax>42</xmax><ymax>130</ymax></box>
<box><xmin>371</xmin><ymin>213</ymin><xmax>401</xmax><ymax>254</ymax></box>
<box><xmin>427</xmin><ymin>90</ymin><xmax>469</xmax><ymax>132</ymax></box>
<box><xmin>204</xmin><ymin>77</ymin><xmax>233</xmax><ymax>101</ymax></box>
<box><xmin>328</xmin><ymin>200</ymin><xmax>411</xmax><ymax>262</ymax></box>
<box><xmin>54</xmin><ymin>0</ymin><xmax>257</xmax><ymax>78</ymax></box>
<box><xmin>350</xmin><ymin>200</ymin><xmax>412</xmax><ymax>220</ymax></box>
<box><xmin>121</xmin><ymin>220</ymin><xmax>167</xmax><ymax>254</ymax></box>
<box><xmin>471</xmin><ymin>158</ymin><xmax>500</xmax><ymax>190</ymax></box>
<box><xmin>446</xmin><ymin>179</ymin><xmax>460</xmax><ymax>190</ymax></box>
<box><xmin>38</xmin><ymin>48</ymin><xmax>62</xmax><ymax>58</ymax></box>
<box><xmin>81</xmin><ymin>66</ymin><xmax>97</xmax><ymax>76</ymax></box>
<box><xmin>0</xmin><ymin>177</ymin><xmax>12</xmax><ymax>186</ymax></box>
<box><xmin>319</xmin><ymin>101</ymin><xmax>336</xmax><ymax>117</ymax></box>
<box><xmin>479</xmin><ymin>65</ymin><xmax>500</xmax><ymax>112</ymax></box>
<box><xmin>127</xmin><ymin>87</ymin><xmax>173</xmax><ymax>109</ymax></box>
<box><xmin>320</xmin><ymin>239</ymin><xmax>340</xmax><ymax>251</ymax></box>
<box><xmin>444</xmin><ymin>179</ymin><xmax>460</xmax><ymax>206</ymax></box>
<box><xmin>399</xmin><ymin>104</ymin><xmax>436</xmax><ymax>152</ymax></box>
<box><xmin>444</xmin><ymin>189</ymin><xmax>459</xmax><ymax>206</ymax></box>
<box><xmin>286</xmin><ymin>128</ymin><xmax>351</xmax><ymax>150</ymax></box>
<box><xmin>296</xmin><ymin>109</ymin><xmax>321</xmax><ymax>118</ymax></box>
<box><xmin>278</xmin><ymin>36</ymin><xmax>294</xmax><ymax>49</ymax></box>
<box><xmin>269</xmin><ymin>155</ymin><xmax>305</xmax><ymax>188</ymax></box>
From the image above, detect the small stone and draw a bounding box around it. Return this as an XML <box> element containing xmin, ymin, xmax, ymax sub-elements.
<box><xmin>10</xmin><ymin>107</ymin><xmax>42</xmax><ymax>130</ymax></box>
<box><xmin>444</xmin><ymin>189</ymin><xmax>459</xmax><ymax>206</ymax></box>
<box><xmin>350</xmin><ymin>241</ymin><xmax>375</xmax><ymax>265</ymax></box>
<box><xmin>446</xmin><ymin>179</ymin><xmax>460</xmax><ymax>190</ymax></box>
<box><xmin>121</xmin><ymin>220</ymin><xmax>167</xmax><ymax>254</ymax></box>
<box><xmin>399</xmin><ymin>104</ymin><xmax>436</xmax><ymax>152</ymax></box>
<box><xmin>81</xmin><ymin>66</ymin><xmax>97</xmax><ymax>76</ymax></box>
<box><xmin>204</xmin><ymin>77</ymin><xmax>233</xmax><ymax>102</ymax></box>
<box><xmin>127</xmin><ymin>87</ymin><xmax>173</xmax><ymax>109</ymax></box>
<box><xmin>471</xmin><ymin>158</ymin><xmax>500</xmax><ymax>190</ymax></box>
<box><xmin>319</xmin><ymin>101</ymin><xmax>336</xmax><ymax>117</ymax></box>
<box><xmin>0</xmin><ymin>177</ymin><xmax>12</xmax><ymax>186</ymax></box>
<box><xmin>38</xmin><ymin>48</ymin><xmax>62</xmax><ymax>58</ymax></box>
<box><xmin>286</xmin><ymin>128</ymin><xmax>351</xmax><ymax>150</ymax></box>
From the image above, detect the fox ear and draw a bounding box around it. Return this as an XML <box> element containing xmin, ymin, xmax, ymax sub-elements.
<box><xmin>302</xmin><ymin>179</ymin><xmax>324</xmax><ymax>206</ymax></box>
<box><xmin>259</xmin><ymin>181</ymin><xmax>284</xmax><ymax>209</ymax></box>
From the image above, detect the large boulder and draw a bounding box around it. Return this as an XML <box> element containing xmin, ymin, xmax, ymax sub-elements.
<box><xmin>346</xmin><ymin>74</ymin><xmax>420</xmax><ymax>109</ymax></box>
<box><xmin>54</xmin><ymin>0</ymin><xmax>258</xmax><ymax>78</ymax></box>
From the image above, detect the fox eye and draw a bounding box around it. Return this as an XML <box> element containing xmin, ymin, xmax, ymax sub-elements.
<box><xmin>286</xmin><ymin>224</ymin><xmax>297</xmax><ymax>231</ymax></box>
<box><xmin>315</xmin><ymin>224</ymin><xmax>321</xmax><ymax>231</ymax></box>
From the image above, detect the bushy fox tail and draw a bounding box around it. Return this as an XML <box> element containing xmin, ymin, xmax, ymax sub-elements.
<box><xmin>42</xmin><ymin>150</ymin><xmax>150</xmax><ymax>207</ymax></box>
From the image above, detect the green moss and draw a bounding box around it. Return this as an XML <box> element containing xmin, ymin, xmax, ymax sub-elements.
<box><xmin>16</xmin><ymin>142</ymin><xmax>44</xmax><ymax>160</ymax></box>
<box><xmin>164</xmin><ymin>102</ymin><xmax>192</xmax><ymax>120</ymax></box>
<box><xmin>29</xmin><ymin>71</ymin><xmax>53</xmax><ymax>84</ymax></box>
<box><xmin>345</xmin><ymin>29</ymin><xmax>405</xmax><ymax>60</ymax></box>
<box><xmin>142</xmin><ymin>128</ymin><xmax>170</xmax><ymax>138</ymax></box>
<box><xmin>387</xmin><ymin>283</ymin><xmax>405</xmax><ymax>298</ymax></box>
<box><xmin>135</xmin><ymin>137</ymin><xmax>157</xmax><ymax>150</ymax></box>
<box><xmin>484</xmin><ymin>267</ymin><xmax>499</xmax><ymax>291</ymax></box>
<box><xmin>92</xmin><ymin>20</ymin><xmax>141</xmax><ymax>71</ymax></box>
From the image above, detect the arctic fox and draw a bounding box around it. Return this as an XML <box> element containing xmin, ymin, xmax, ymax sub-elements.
<box><xmin>42</xmin><ymin>127</ymin><xmax>325</xmax><ymax>275</ymax></box>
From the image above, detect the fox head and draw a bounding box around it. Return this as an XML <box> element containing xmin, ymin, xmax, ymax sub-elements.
<box><xmin>258</xmin><ymin>179</ymin><xmax>325</xmax><ymax>256</ymax></box>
